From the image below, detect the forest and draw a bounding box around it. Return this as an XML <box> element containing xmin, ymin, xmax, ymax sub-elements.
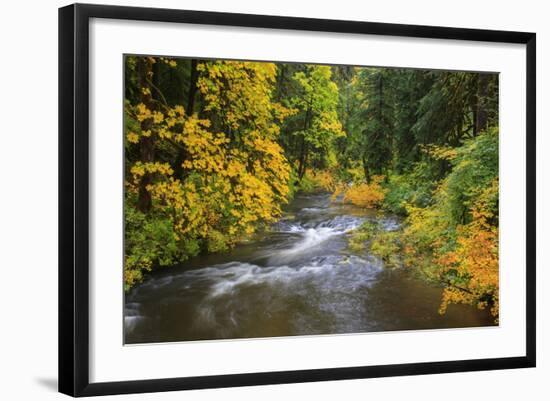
<box><xmin>124</xmin><ymin>55</ymin><xmax>499</xmax><ymax>321</ymax></box>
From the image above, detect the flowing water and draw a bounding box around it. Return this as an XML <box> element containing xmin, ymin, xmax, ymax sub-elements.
<box><xmin>125</xmin><ymin>193</ymin><xmax>495</xmax><ymax>344</ymax></box>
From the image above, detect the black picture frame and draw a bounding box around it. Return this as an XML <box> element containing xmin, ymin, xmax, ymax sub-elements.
<box><xmin>59</xmin><ymin>3</ymin><xmax>536</xmax><ymax>397</ymax></box>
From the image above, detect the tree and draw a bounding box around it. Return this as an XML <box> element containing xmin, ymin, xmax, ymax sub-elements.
<box><xmin>354</xmin><ymin>68</ymin><xmax>394</xmax><ymax>182</ymax></box>
<box><xmin>390</xmin><ymin>69</ymin><xmax>433</xmax><ymax>172</ymax></box>
<box><xmin>123</xmin><ymin>58</ymin><xmax>294</xmax><ymax>287</ymax></box>
<box><xmin>291</xmin><ymin>65</ymin><xmax>344</xmax><ymax>179</ymax></box>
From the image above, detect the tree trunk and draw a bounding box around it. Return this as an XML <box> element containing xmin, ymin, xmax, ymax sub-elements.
<box><xmin>174</xmin><ymin>59</ymin><xmax>199</xmax><ymax>179</ymax></box>
<box><xmin>475</xmin><ymin>74</ymin><xmax>489</xmax><ymax>135</ymax></box>
<box><xmin>137</xmin><ymin>57</ymin><xmax>155</xmax><ymax>213</ymax></box>
<box><xmin>376</xmin><ymin>73</ymin><xmax>385</xmax><ymax>177</ymax></box>
<box><xmin>275</xmin><ymin>64</ymin><xmax>286</xmax><ymax>102</ymax></box>
<box><xmin>298</xmin><ymin>135</ymin><xmax>308</xmax><ymax>180</ymax></box>
<box><xmin>186</xmin><ymin>59</ymin><xmax>199</xmax><ymax>116</ymax></box>
<box><xmin>362</xmin><ymin>154</ymin><xmax>370</xmax><ymax>184</ymax></box>
<box><xmin>297</xmin><ymin>105</ymin><xmax>311</xmax><ymax>180</ymax></box>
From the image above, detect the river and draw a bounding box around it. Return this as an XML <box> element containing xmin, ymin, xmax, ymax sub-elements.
<box><xmin>124</xmin><ymin>192</ymin><xmax>495</xmax><ymax>344</ymax></box>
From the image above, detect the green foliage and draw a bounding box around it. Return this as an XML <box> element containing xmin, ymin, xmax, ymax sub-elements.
<box><xmin>355</xmin><ymin>68</ymin><xmax>394</xmax><ymax>179</ymax></box>
<box><xmin>123</xmin><ymin>53</ymin><xmax>500</xmax><ymax>321</ymax></box>
<box><xmin>124</xmin><ymin>204</ymin><xmax>199</xmax><ymax>290</ymax></box>
<box><xmin>348</xmin><ymin>220</ymin><xmax>378</xmax><ymax>253</ymax></box>
<box><xmin>292</xmin><ymin>65</ymin><xmax>344</xmax><ymax>149</ymax></box>
<box><xmin>343</xmin><ymin>165</ymin><xmax>367</xmax><ymax>184</ymax></box>
<box><xmin>370</xmin><ymin>231</ymin><xmax>402</xmax><ymax>268</ymax></box>
<box><xmin>413</xmin><ymin>72</ymin><xmax>498</xmax><ymax>147</ymax></box>
<box><xmin>206</xmin><ymin>230</ymin><xmax>229</xmax><ymax>253</ymax></box>
<box><xmin>296</xmin><ymin>172</ymin><xmax>317</xmax><ymax>193</ymax></box>
<box><xmin>438</xmin><ymin>127</ymin><xmax>499</xmax><ymax>225</ymax></box>
<box><xmin>382</xmin><ymin>161</ymin><xmax>438</xmax><ymax>214</ymax></box>
<box><xmin>382</xmin><ymin>175</ymin><xmax>415</xmax><ymax>215</ymax></box>
<box><xmin>399</xmin><ymin>129</ymin><xmax>499</xmax><ymax>318</ymax></box>
<box><xmin>287</xmin><ymin>65</ymin><xmax>345</xmax><ymax>178</ymax></box>
<box><xmin>348</xmin><ymin>220</ymin><xmax>401</xmax><ymax>268</ymax></box>
<box><xmin>124</xmin><ymin>57</ymin><xmax>294</xmax><ymax>289</ymax></box>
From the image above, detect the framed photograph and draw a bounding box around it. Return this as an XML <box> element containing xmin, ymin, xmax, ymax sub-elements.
<box><xmin>59</xmin><ymin>3</ymin><xmax>536</xmax><ymax>397</ymax></box>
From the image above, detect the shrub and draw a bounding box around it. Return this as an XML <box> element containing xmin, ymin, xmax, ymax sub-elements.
<box><xmin>298</xmin><ymin>169</ymin><xmax>337</xmax><ymax>193</ymax></box>
<box><xmin>314</xmin><ymin>170</ymin><xmax>337</xmax><ymax>192</ymax></box>
<box><xmin>342</xmin><ymin>175</ymin><xmax>386</xmax><ymax>208</ymax></box>
<box><xmin>347</xmin><ymin>220</ymin><xmax>378</xmax><ymax>253</ymax></box>
<box><xmin>296</xmin><ymin>169</ymin><xmax>317</xmax><ymax>192</ymax></box>
<box><xmin>124</xmin><ymin>204</ymin><xmax>200</xmax><ymax>290</ymax></box>
<box><xmin>397</xmin><ymin>129</ymin><xmax>499</xmax><ymax>319</ymax></box>
<box><xmin>382</xmin><ymin>162</ymin><xmax>436</xmax><ymax>215</ymax></box>
<box><xmin>370</xmin><ymin>231</ymin><xmax>402</xmax><ymax>268</ymax></box>
<box><xmin>207</xmin><ymin>229</ymin><xmax>229</xmax><ymax>253</ymax></box>
<box><xmin>347</xmin><ymin>221</ymin><xmax>402</xmax><ymax>268</ymax></box>
<box><xmin>437</xmin><ymin>178</ymin><xmax>499</xmax><ymax>319</ymax></box>
<box><xmin>382</xmin><ymin>175</ymin><xmax>414</xmax><ymax>215</ymax></box>
<box><xmin>440</xmin><ymin>127</ymin><xmax>498</xmax><ymax>226</ymax></box>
